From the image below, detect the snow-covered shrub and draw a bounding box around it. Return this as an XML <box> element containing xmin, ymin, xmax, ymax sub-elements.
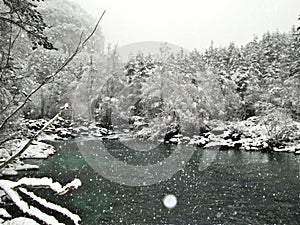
<box><xmin>259</xmin><ymin>109</ymin><xmax>298</xmax><ymax>142</ymax></box>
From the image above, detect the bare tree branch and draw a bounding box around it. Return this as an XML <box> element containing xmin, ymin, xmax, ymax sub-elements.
<box><xmin>0</xmin><ymin>101</ymin><xmax>13</xmax><ymax>116</ymax></box>
<box><xmin>0</xmin><ymin>10</ymin><xmax>106</xmax><ymax>131</ymax></box>
<box><xmin>11</xmin><ymin>27</ymin><xmax>22</xmax><ymax>50</ymax></box>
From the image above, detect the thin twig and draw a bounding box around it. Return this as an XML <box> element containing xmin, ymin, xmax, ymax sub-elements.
<box><xmin>11</xmin><ymin>27</ymin><xmax>22</xmax><ymax>49</ymax></box>
<box><xmin>0</xmin><ymin>101</ymin><xmax>12</xmax><ymax>116</ymax></box>
<box><xmin>0</xmin><ymin>10</ymin><xmax>106</xmax><ymax>131</ymax></box>
<box><xmin>81</xmin><ymin>10</ymin><xmax>106</xmax><ymax>47</ymax></box>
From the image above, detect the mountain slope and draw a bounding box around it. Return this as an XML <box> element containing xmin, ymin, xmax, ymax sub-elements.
<box><xmin>117</xmin><ymin>41</ymin><xmax>189</xmax><ymax>62</ymax></box>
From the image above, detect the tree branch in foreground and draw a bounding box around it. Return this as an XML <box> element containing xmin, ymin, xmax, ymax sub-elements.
<box><xmin>0</xmin><ymin>177</ymin><xmax>82</xmax><ymax>225</ymax></box>
<box><xmin>0</xmin><ymin>10</ymin><xmax>106</xmax><ymax>131</ymax></box>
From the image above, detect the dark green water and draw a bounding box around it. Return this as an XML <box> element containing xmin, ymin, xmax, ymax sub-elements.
<box><xmin>22</xmin><ymin>139</ymin><xmax>300</xmax><ymax>225</ymax></box>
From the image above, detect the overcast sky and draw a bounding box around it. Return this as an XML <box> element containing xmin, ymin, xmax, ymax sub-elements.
<box><xmin>71</xmin><ymin>0</ymin><xmax>300</xmax><ymax>51</ymax></box>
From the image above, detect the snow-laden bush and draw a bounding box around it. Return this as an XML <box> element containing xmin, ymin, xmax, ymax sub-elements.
<box><xmin>259</xmin><ymin>109</ymin><xmax>298</xmax><ymax>142</ymax></box>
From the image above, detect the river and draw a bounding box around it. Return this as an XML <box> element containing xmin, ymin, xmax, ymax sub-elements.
<box><xmin>21</xmin><ymin>138</ymin><xmax>300</xmax><ymax>224</ymax></box>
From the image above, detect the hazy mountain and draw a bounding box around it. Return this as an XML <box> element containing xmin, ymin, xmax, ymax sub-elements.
<box><xmin>117</xmin><ymin>41</ymin><xmax>189</xmax><ymax>62</ymax></box>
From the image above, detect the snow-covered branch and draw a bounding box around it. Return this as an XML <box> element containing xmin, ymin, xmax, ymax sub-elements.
<box><xmin>0</xmin><ymin>177</ymin><xmax>82</xmax><ymax>225</ymax></box>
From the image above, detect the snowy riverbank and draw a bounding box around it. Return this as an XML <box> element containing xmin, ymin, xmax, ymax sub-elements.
<box><xmin>0</xmin><ymin>117</ymin><xmax>113</xmax><ymax>177</ymax></box>
<box><xmin>170</xmin><ymin>117</ymin><xmax>300</xmax><ymax>154</ymax></box>
<box><xmin>130</xmin><ymin>116</ymin><xmax>300</xmax><ymax>154</ymax></box>
<box><xmin>0</xmin><ymin>140</ymin><xmax>55</xmax><ymax>176</ymax></box>
<box><xmin>1</xmin><ymin>115</ymin><xmax>300</xmax><ymax>177</ymax></box>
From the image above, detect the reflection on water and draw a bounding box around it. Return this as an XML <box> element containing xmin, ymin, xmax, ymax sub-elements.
<box><xmin>22</xmin><ymin>140</ymin><xmax>300</xmax><ymax>224</ymax></box>
<box><xmin>75</xmin><ymin>139</ymin><xmax>197</xmax><ymax>186</ymax></box>
<box><xmin>101</xmin><ymin>139</ymin><xmax>177</xmax><ymax>165</ymax></box>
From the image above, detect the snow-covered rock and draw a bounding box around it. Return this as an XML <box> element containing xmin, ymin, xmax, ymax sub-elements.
<box><xmin>169</xmin><ymin>137</ymin><xmax>180</xmax><ymax>144</ymax></box>
<box><xmin>1</xmin><ymin>162</ymin><xmax>39</xmax><ymax>176</ymax></box>
<box><xmin>92</xmin><ymin>132</ymin><xmax>103</xmax><ymax>138</ymax></box>
<box><xmin>20</xmin><ymin>141</ymin><xmax>56</xmax><ymax>159</ymax></box>
<box><xmin>15</xmin><ymin>164</ymin><xmax>39</xmax><ymax>171</ymax></box>
<box><xmin>1</xmin><ymin>168</ymin><xmax>18</xmax><ymax>176</ymax></box>
<box><xmin>205</xmin><ymin>139</ymin><xmax>235</xmax><ymax>149</ymax></box>
<box><xmin>273</xmin><ymin>143</ymin><xmax>300</xmax><ymax>153</ymax></box>
<box><xmin>136</xmin><ymin>127</ymin><xmax>153</xmax><ymax>138</ymax></box>
<box><xmin>210</xmin><ymin>126</ymin><xmax>227</xmax><ymax>135</ymax></box>
<box><xmin>189</xmin><ymin>136</ymin><xmax>209</xmax><ymax>147</ymax></box>
<box><xmin>102</xmin><ymin>135</ymin><xmax>119</xmax><ymax>140</ymax></box>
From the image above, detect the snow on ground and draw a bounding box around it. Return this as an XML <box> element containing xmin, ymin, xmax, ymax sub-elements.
<box><xmin>1</xmin><ymin>160</ymin><xmax>39</xmax><ymax>176</ymax></box>
<box><xmin>19</xmin><ymin>140</ymin><xmax>56</xmax><ymax>159</ymax></box>
<box><xmin>0</xmin><ymin>139</ymin><xmax>55</xmax><ymax>176</ymax></box>
<box><xmin>167</xmin><ymin>116</ymin><xmax>300</xmax><ymax>153</ymax></box>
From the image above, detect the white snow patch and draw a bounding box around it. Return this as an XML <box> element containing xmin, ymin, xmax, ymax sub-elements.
<box><xmin>18</xmin><ymin>141</ymin><xmax>56</xmax><ymax>159</ymax></box>
<box><xmin>0</xmin><ymin>208</ymin><xmax>11</xmax><ymax>218</ymax></box>
<box><xmin>169</xmin><ymin>137</ymin><xmax>180</xmax><ymax>143</ymax></box>
<box><xmin>189</xmin><ymin>136</ymin><xmax>208</xmax><ymax>146</ymax></box>
<box><xmin>64</xmin><ymin>178</ymin><xmax>82</xmax><ymax>189</ymax></box>
<box><xmin>204</xmin><ymin>140</ymin><xmax>233</xmax><ymax>148</ymax></box>
<box><xmin>0</xmin><ymin>190</ymin><xmax>6</xmax><ymax>198</ymax></box>
<box><xmin>1</xmin><ymin>167</ymin><xmax>18</xmax><ymax>176</ymax></box>
<box><xmin>15</xmin><ymin>164</ymin><xmax>39</xmax><ymax>171</ymax></box>
<box><xmin>3</xmin><ymin>217</ymin><xmax>39</xmax><ymax>225</ymax></box>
